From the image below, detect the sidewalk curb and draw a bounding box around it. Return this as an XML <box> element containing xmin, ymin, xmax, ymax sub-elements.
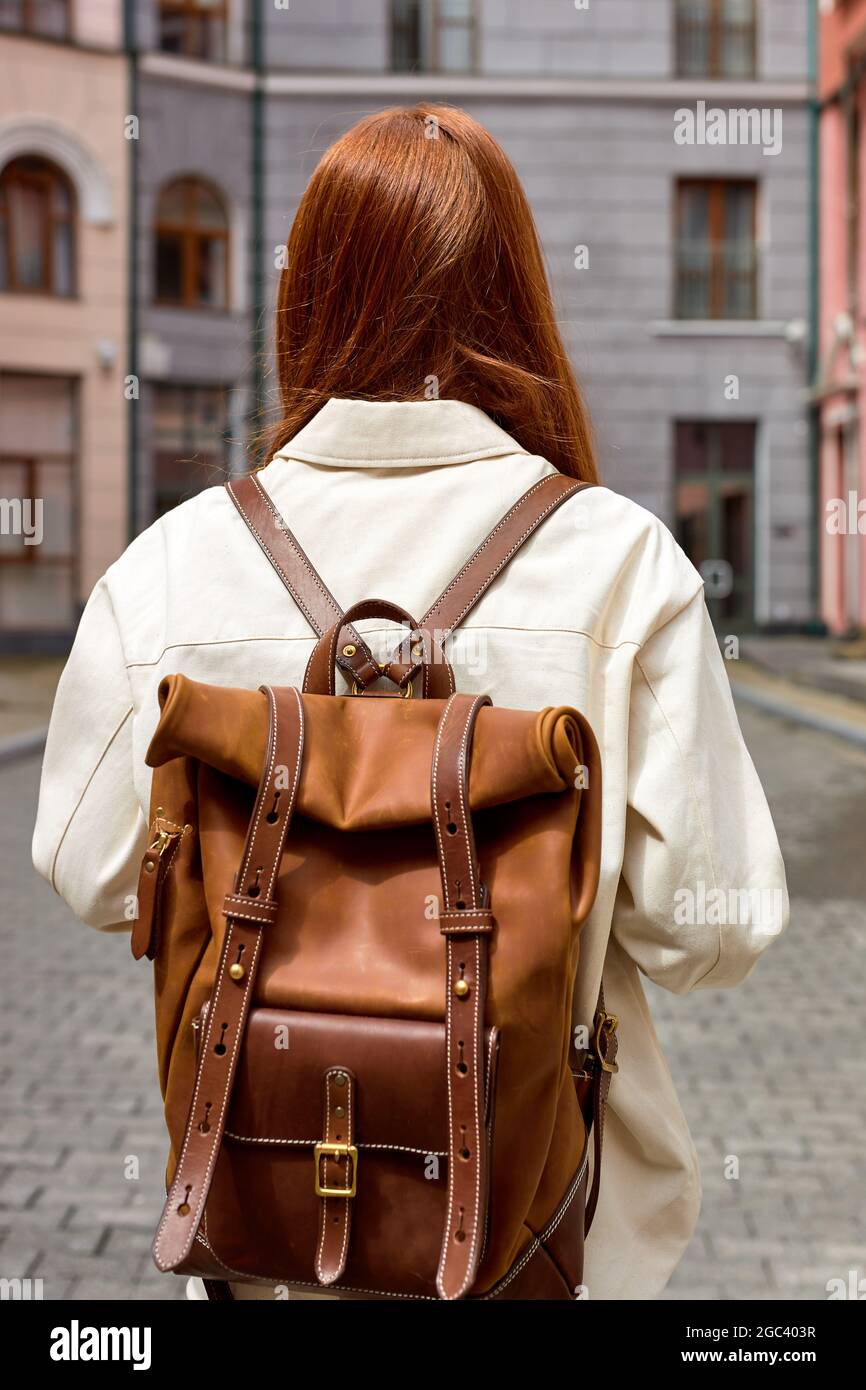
<box><xmin>0</xmin><ymin>726</ymin><xmax>48</xmax><ymax>766</ymax></box>
<box><xmin>731</xmin><ymin>682</ymin><xmax>866</xmax><ymax>751</ymax></box>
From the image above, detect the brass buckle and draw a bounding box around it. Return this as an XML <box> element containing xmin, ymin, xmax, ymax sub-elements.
<box><xmin>593</xmin><ymin>1010</ymin><xmax>619</xmax><ymax>1074</ymax></box>
<box><xmin>314</xmin><ymin>1142</ymin><xmax>358</xmax><ymax>1198</ymax></box>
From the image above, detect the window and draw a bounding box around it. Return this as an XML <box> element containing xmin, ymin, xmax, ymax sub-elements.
<box><xmin>391</xmin><ymin>0</ymin><xmax>477</xmax><ymax>74</ymax></box>
<box><xmin>152</xmin><ymin>384</ymin><xmax>230</xmax><ymax>517</ymax></box>
<box><xmin>675</xmin><ymin>0</ymin><xmax>757</xmax><ymax>79</ymax></box>
<box><xmin>675</xmin><ymin>179</ymin><xmax>757</xmax><ymax>319</ymax></box>
<box><xmin>0</xmin><ymin>373</ymin><xmax>78</xmax><ymax>635</ymax></box>
<box><xmin>0</xmin><ymin>1</ymin><xmax>71</xmax><ymax>40</ymax></box>
<box><xmin>0</xmin><ymin>157</ymin><xmax>76</xmax><ymax>297</ymax></box>
<box><xmin>158</xmin><ymin>1</ymin><xmax>228</xmax><ymax>63</ymax></box>
<box><xmin>675</xmin><ymin>421</ymin><xmax>755</xmax><ymax>628</ymax></box>
<box><xmin>154</xmin><ymin>178</ymin><xmax>229</xmax><ymax>310</ymax></box>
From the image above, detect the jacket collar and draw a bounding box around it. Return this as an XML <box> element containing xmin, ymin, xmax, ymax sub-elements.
<box><xmin>273</xmin><ymin>397</ymin><xmax>529</xmax><ymax>469</ymax></box>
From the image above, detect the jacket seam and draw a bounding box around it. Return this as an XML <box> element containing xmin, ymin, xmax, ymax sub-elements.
<box><xmin>638</xmin><ymin>582</ymin><xmax>706</xmax><ymax>650</ymax></box>
<box><xmin>48</xmin><ymin>703</ymin><xmax>135</xmax><ymax>893</ymax></box>
<box><xmin>123</xmin><ymin>626</ymin><xmax>645</xmax><ymax>670</ymax></box>
<box><xmin>273</xmin><ymin>445</ymin><xmax>530</xmax><ymax>468</ymax></box>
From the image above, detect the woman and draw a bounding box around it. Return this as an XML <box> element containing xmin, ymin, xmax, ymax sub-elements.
<box><xmin>32</xmin><ymin>105</ymin><xmax>787</xmax><ymax>1301</ymax></box>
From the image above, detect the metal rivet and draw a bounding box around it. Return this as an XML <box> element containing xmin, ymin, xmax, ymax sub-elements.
<box><xmin>454</xmin><ymin>979</ymin><xmax>470</xmax><ymax>999</ymax></box>
<box><xmin>342</xmin><ymin>644</ymin><xmax>356</xmax><ymax>658</ymax></box>
<box><xmin>334</xmin><ymin>1105</ymin><xmax>345</xmax><ymax>1118</ymax></box>
<box><xmin>144</xmin><ymin>860</ymin><xmax>155</xmax><ymax>874</ymax></box>
<box><xmin>229</xmin><ymin>963</ymin><xmax>245</xmax><ymax>981</ymax></box>
<box><xmin>156</xmin><ymin>806</ymin><xmax>164</xmax><ymax>816</ymax></box>
<box><xmin>333</xmin><ymin>1072</ymin><xmax>347</xmax><ymax>1087</ymax></box>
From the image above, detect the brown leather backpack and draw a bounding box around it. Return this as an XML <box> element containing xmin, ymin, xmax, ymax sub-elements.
<box><xmin>132</xmin><ymin>470</ymin><xmax>617</xmax><ymax>1301</ymax></box>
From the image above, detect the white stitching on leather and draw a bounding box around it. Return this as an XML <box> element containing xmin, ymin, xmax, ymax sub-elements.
<box><xmin>223</xmin><ymin>1132</ymin><xmax>447</xmax><ymax>1157</ymax></box>
<box><xmin>194</xmin><ymin>1234</ymin><xmax>437</xmax><ymax>1300</ymax></box>
<box><xmin>421</xmin><ymin>478</ymin><xmax>584</xmax><ymax>629</ymax></box>
<box><xmin>248</xmin><ymin>476</ymin><xmax>343</xmax><ymax>628</ymax></box>
<box><xmin>153</xmin><ymin>919</ymin><xmax>263</xmax><ymax>1268</ymax></box>
<box><xmin>432</xmin><ymin>695</ymin><xmax>489</xmax><ymax>1300</ymax></box>
<box><xmin>479</xmin><ymin>1151</ymin><xmax>589</xmax><ymax>1299</ymax></box>
<box><xmin>193</xmin><ymin>1149</ymin><xmax>587</xmax><ymax>1302</ymax></box>
<box><xmin>154</xmin><ymin>687</ymin><xmax>304</xmax><ymax>1270</ymax></box>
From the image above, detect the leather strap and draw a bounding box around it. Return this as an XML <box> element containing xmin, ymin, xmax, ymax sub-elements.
<box><xmin>573</xmin><ymin>986</ymin><xmax>618</xmax><ymax>1238</ymax></box>
<box><xmin>430</xmin><ymin>692</ymin><xmax>493</xmax><ymax>1300</ymax></box>
<box><xmin>315</xmin><ymin>1067</ymin><xmax>357</xmax><ymax>1286</ymax></box>
<box><xmin>227</xmin><ymin>470</ymin><xmax>595</xmax><ymax>696</ymax></box>
<box><xmin>151</xmin><ymin>685</ymin><xmax>305</xmax><ymax>1274</ymax></box>
<box><xmin>380</xmin><ymin>475</ymin><xmax>595</xmax><ymax>690</ymax></box>
<box><xmin>226</xmin><ymin>474</ymin><xmax>380</xmax><ymax>688</ymax></box>
<box><xmin>304</xmin><ymin>597</ymin><xmax>454</xmax><ymax>699</ymax></box>
<box><xmin>584</xmin><ymin>990</ymin><xmax>618</xmax><ymax>1235</ymax></box>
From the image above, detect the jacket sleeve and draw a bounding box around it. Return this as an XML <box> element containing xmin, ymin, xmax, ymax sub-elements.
<box><xmin>612</xmin><ymin>589</ymin><xmax>788</xmax><ymax>993</ymax></box>
<box><xmin>31</xmin><ymin>573</ymin><xmax>148</xmax><ymax>932</ymax></box>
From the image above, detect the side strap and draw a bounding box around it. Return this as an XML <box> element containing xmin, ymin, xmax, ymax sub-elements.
<box><xmin>430</xmin><ymin>692</ymin><xmax>493</xmax><ymax>1300</ymax></box>
<box><xmin>574</xmin><ymin>986</ymin><xmax>619</xmax><ymax>1238</ymax></box>
<box><xmin>151</xmin><ymin>684</ymin><xmax>305</xmax><ymax>1274</ymax></box>
<box><xmin>225</xmin><ymin>474</ymin><xmax>380</xmax><ymax>688</ymax></box>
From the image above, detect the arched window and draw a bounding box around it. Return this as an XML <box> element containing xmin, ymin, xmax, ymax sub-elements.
<box><xmin>154</xmin><ymin>177</ymin><xmax>229</xmax><ymax>310</ymax></box>
<box><xmin>0</xmin><ymin>156</ymin><xmax>76</xmax><ymax>296</ymax></box>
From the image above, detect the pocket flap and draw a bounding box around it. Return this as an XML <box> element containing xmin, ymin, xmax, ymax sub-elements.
<box><xmin>217</xmin><ymin>1008</ymin><xmax>500</xmax><ymax>1157</ymax></box>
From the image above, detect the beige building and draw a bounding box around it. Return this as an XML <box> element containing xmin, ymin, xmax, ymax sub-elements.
<box><xmin>0</xmin><ymin>3</ymin><xmax>128</xmax><ymax>646</ymax></box>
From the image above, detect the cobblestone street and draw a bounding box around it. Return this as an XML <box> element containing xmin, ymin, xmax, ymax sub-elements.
<box><xmin>1</xmin><ymin>699</ymin><xmax>864</xmax><ymax>1302</ymax></box>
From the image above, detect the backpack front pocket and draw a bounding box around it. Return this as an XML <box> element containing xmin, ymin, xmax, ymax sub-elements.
<box><xmin>192</xmin><ymin>1005</ymin><xmax>500</xmax><ymax>1298</ymax></box>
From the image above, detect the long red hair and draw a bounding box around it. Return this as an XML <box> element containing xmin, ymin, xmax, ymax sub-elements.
<box><xmin>261</xmin><ymin>104</ymin><xmax>598</xmax><ymax>482</ymax></box>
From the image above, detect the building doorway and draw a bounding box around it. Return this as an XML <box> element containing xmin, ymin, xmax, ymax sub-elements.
<box><xmin>675</xmin><ymin>420</ymin><xmax>756</xmax><ymax>630</ymax></box>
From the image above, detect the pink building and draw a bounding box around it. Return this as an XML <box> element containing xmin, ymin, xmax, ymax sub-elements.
<box><xmin>0</xmin><ymin>4</ymin><xmax>128</xmax><ymax>647</ymax></box>
<box><xmin>817</xmin><ymin>0</ymin><xmax>866</xmax><ymax>634</ymax></box>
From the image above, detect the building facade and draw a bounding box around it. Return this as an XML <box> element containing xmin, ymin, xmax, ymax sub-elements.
<box><xmin>1</xmin><ymin>1</ymin><xmax>815</xmax><ymax>645</ymax></box>
<box><xmin>0</xmin><ymin>1</ymin><xmax>128</xmax><ymax>647</ymax></box>
<box><xmin>816</xmin><ymin>0</ymin><xmax>866</xmax><ymax>635</ymax></box>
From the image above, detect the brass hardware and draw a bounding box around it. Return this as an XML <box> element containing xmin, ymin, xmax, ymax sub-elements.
<box><xmin>314</xmin><ymin>1142</ymin><xmax>358</xmax><ymax>1198</ymax></box>
<box><xmin>454</xmin><ymin>979</ymin><xmax>470</xmax><ymax>999</ymax></box>
<box><xmin>333</xmin><ymin>1071</ymin><xmax>347</xmax><ymax>1088</ymax></box>
<box><xmin>351</xmin><ymin>677</ymin><xmax>413</xmax><ymax>699</ymax></box>
<box><xmin>148</xmin><ymin>826</ymin><xmax>179</xmax><ymax>857</ymax></box>
<box><xmin>334</xmin><ymin>1105</ymin><xmax>345</xmax><ymax>1119</ymax></box>
<box><xmin>593</xmin><ymin>1010</ymin><xmax>619</xmax><ymax>1074</ymax></box>
<box><xmin>229</xmin><ymin>963</ymin><xmax>245</xmax><ymax>981</ymax></box>
<box><xmin>144</xmin><ymin>860</ymin><xmax>155</xmax><ymax>874</ymax></box>
<box><xmin>156</xmin><ymin>806</ymin><xmax>164</xmax><ymax>816</ymax></box>
<box><xmin>342</xmin><ymin>644</ymin><xmax>357</xmax><ymax>658</ymax></box>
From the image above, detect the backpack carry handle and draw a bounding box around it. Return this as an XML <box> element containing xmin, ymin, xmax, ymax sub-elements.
<box><xmin>303</xmin><ymin>598</ymin><xmax>455</xmax><ymax>699</ymax></box>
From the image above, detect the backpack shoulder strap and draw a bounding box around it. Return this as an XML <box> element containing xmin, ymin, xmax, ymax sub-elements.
<box><xmin>227</xmin><ymin>469</ymin><xmax>595</xmax><ymax>694</ymax></box>
<box><xmin>225</xmin><ymin>474</ymin><xmax>380</xmax><ymax>688</ymax></box>
<box><xmin>377</xmin><ymin>473</ymin><xmax>595</xmax><ymax>691</ymax></box>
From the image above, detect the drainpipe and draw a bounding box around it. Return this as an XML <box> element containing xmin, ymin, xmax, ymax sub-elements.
<box><xmin>251</xmin><ymin>0</ymin><xmax>266</xmax><ymax>450</ymax></box>
<box><xmin>124</xmin><ymin>0</ymin><xmax>139</xmax><ymax>541</ymax></box>
<box><xmin>807</xmin><ymin>0</ymin><xmax>821</xmax><ymax>627</ymax></box>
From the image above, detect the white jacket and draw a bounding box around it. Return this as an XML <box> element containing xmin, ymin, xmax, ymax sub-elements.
<box><xmin>32</xmin><ymin>397</ymin><xmax>788</xmax><ymax>1299</ymax></box>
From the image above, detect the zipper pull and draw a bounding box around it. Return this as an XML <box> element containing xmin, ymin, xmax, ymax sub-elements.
<box><xmin>131</xmin><ymin>820</ymin><xmax>181</xmax><ymax>962</ymax></box>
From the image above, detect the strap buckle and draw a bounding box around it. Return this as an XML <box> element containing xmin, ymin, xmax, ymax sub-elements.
<box><xmin>314</xmin><ymin>1142</ymin><xmax>358</xmax><ymax>1198</ymax></box>
<box><xmin>593</xmin><ymin>1010</ymin><xmax>619</xmax><ymax>1074</ymax></box>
